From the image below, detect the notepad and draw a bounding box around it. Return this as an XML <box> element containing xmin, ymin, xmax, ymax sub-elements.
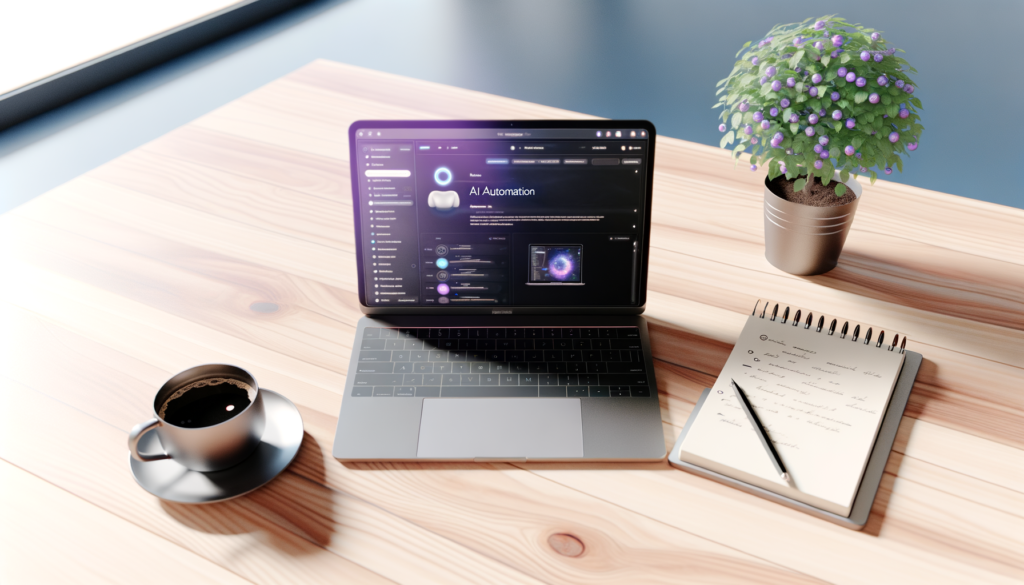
<box><xmin>676</xmin><ymin>300</ymin><xmax>908</xmax><ymax>517</ymax></box>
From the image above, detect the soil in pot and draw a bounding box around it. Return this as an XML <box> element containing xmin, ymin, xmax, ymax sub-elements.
<box><xmin>768</xmin><ymin>175</ymin><xmax>857</xmax><ymax>207</ymax></box>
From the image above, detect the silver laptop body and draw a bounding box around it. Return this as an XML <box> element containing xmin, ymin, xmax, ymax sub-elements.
<box><xmin>333</xmin><ymin>120</ymin><xmax>665</xmax><ymax>461</ymax></box>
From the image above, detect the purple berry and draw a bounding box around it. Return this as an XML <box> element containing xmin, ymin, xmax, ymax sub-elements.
<box><xmin>751</xmin><ymin>136</ymin><xmax>759</xmax><ymax>144</ymax></box>
<box><xmin>780</xmin><ymin>164</ymin><xmax>787</xmax><ymax>173</ymax></box>
<box><xmin>856</xmin><ymin>77</ymin><xmax>867</xmax><ymax>87</ymax></box>
<box><xmin>770</xmin><ymin>107</ymin><xmax>779</xmax><ymax>116</ymax></box>
<box><xmin>845</xmin><ymin>72</ymin><xmax>856</xmax><ymax>82</ymax></box>
<box><xmin>814</xmin><ymin>160</ymin><xmax>824</xmax><ymax>169</ymax></box>
<box><xmin>819</xmin><ymin>136</ymin><xmax>830</xmax><ymax>145</ymax></box>
<box><xmin>744</xmin><ymin>125</ymin><xmax>753</xmax><ymax>135</ymax></box>
<box><xmin>871</xmin><ymin>32</ymin><xmax>881</xmax><ymax>41</ymax></box>
<box><xmin>838</xmin><ymin>67</ymin><xmax>848</xmax><ymax>77</ymax></box>
<box><xmin>846</xmin><ymin>118</ymin><xmax>856</xmax><ymax>129</ymax></box>
<box><xmin>908</xmin><ymin>142</ymin><xmax>918</xmax><ymax>151</ymax></box>
<box><xmin>753</xmin><ymin>111</ymin><xmax>764</xmax><ymax>122</ymax></box>
<box><xmin>739</xmin><ymin>102</ymin><xmax>749</xmax><ymax>112</ymax></box>
<box><xmin>831</xmin><ymin>50</ymin><xmax>840</xmax><ymax>58</ymax></box>
<box><xmin>787</xmin><ymin>77</ymin><xmax>796</xmax><ymax>87</ymax></box>
<box><xmin>819</xmin><ymin>151</ymin><xmax>829</xmax><ymax>159</ymax></box>
<box><xmin>869</xmin><ymin>93</ymin><xmax>880</xmax><ymax>103</ymax></box>
<box><xmin>905</xmin><ymin>84</ymin><xmax>915</xmax><ymax>94</ymax></box>
<box><xmin>814</xmin><ymin>144</ymin><xmax>824</xmax><ymax>153</ymax></box>
<box><xmin>766</xmin><ymin>65</ymin><xmax>777</xmax><ymax>77</ymax></box>
<box><xmin>760</xmin><ymin>76</ymin><xmax>768</xmax><ymax>85</ymax></box>
<box><xmin>831</xmin><ymin>91</ymin><xmax>841</xmax><ymax>101</ymax></box>
<box><xmin>771</xmin><ymin>80</ymin><xmax>782</xmax><ymax>91</ymax></box>
<box><xmin>884</xmin><ymin>167</ymin><xmax>892</xmax><ymax>174</ymax></box>
<box><xmin>832</xmin><ymin>110</ymin><xmax>843</xmax><ymax>120</ymax></box>
<box><xmin>844</xmin><ymin>145</ymin><xmax>855</xmax><ymax>156</ymax></box>
<box><xmin>809</xmin><ymin>113</ymin><xmax>819</xmax><ymax>124</ymax></box>
<box><xmin>874</xmin><ymin>53</ymin><xmax>884</xmax><ymax>63</ymax></box>
<box><xmin>781</xmin><ymin>98</ymin><xmax>791</xmax><ymax>107</ymax></box>
<box><xmin>814</xmin><ymin>20</ymin><xmax>826</xmax><ymax>30</ymax></box>
<box><xmin>761</xmin><ymin>120</ymin><xmax>770</xmax><ymax>130</ymax></box>
<box><xmin>752</xmin><ymin>57</ymin><xmax>760</xmax><ymax>65</ymax></box>
<box><xmin>809</xmin><ymin>87</ymin><xmax>818</xmax><ymax>97</ymax></box>
<box><xmin>750</xmin><ymin>164</ymin><xmax>758</xmax><ymax>171</ymax></box>
<box><xmin>859</xmin><ymin>166</ymin><xmax>868</xmax><ymax>172</ymax></box>
<box><xmin>719</xmin><ymin>124</ymin><xmax>726</xmax><ymax>132</ymax></box>
<box><xmin>899</xmin><ymin>108</ymin><xmax>910</xmax><ymax>118</ymax></box>
<box><xmin>856</xmin><ymin>152</ymin><xmax>862</xmax><ymax>159</ymax></box>
<box><xmin>805</xmin><ymin>126</ymin><xmax>816</xmax><ymax>137</ymax></box>
<box><xmin>819</xmin><ymin>108</ymin><xmax>827</xmax><ymax>116</ymax></box>
<box><xmin>790</xmin><ymin>114</ymin><xmax>799</xmax><ymax>123</ymax></box>
<box><xmin>774</xmin><ymin>132</ymin><xmax>784</xmax><ymax>141</ymax></box>
<box><xmin>786</xmin><ymin>148</ymin><xmax>794</xmax><ymax>155</ymax></box>
<box><xmin>889</xmin><ymin>131</ymin><xmax>900</xmax><ymax>143</ymax></box>
<box><xmin>877</xmin><ymin>75</ymin><xmax>888</xmax><ymax>86</ymax></box>
<box><xmin>895</xmin><ymin>79</ymin><xmax>905</xmax><ymax>88</ymax></box>
<box><xmin>812</xmin><ymin>73</ymin><xmax>823</xmax><ymax>84</ymax></box>
<box><xmin>861</xmin><ymin>50</ymin><xmax>871</xmax><ymax>61</ymax></box>
<box><xmin>813</xmin><ymin>41</ymin><xmax>824</xmax><ymax>50</ymax></box>
<box><xmin>832</xmin><ymin>34</ymin><xmax>844</xmax><ymax>47</ymax></box>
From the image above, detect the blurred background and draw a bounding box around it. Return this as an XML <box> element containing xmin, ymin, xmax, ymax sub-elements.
<box><xmin>2</xmin><ymin>0</ymin><xmax>1022</xmax><ymax>214</ymax></box>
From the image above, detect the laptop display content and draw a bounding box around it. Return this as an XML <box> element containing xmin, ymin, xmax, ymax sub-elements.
<box><xmin>334</xmin><ymin>121</ymin><xmax>665</xmax><ymax>462</ymax></box>
<box><xmin>351</xmin><ymin>123</ymin><xmax>651</xmax><ymax>311</ymax></box>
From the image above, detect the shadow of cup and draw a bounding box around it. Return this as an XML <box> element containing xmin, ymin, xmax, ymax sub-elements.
<box><xmin>161</xmin><ymin>431</ymin><xmax>335</xmax><ymax>551</ymax></box>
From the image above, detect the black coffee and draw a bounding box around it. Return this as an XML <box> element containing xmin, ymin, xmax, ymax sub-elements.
<box><xmin>160</xmin><ymin>377</ymin><xmax>254</xmax><ymax>428</ymax></box>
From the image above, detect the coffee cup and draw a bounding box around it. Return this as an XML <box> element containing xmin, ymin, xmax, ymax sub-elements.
<box><xmin>128</xmin><ymin>364</ymin><xmax>266</xmax><ymax>472</ymax></box>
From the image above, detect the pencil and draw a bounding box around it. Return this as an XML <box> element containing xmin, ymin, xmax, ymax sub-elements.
<box><xmin>730</xmin><ymin>379</ymin><xmax>792</xmax><ymax>485</ymax></box>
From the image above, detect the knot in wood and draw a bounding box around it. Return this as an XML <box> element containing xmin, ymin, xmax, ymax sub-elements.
<box><xmin>249</xmin><ymin>302</ymin><xmax>279</xmax><ymax>313</ymax></box>
<box><xmin>547</xmin><ymin>533</ymin><xmax>585</xmax><ymax>557</ymax></box>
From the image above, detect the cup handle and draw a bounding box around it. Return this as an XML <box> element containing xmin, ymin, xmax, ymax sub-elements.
<box><xmin>128</xmin><ymin>418</ymin><xmax>172</xmax><ymax>462</ymax></box>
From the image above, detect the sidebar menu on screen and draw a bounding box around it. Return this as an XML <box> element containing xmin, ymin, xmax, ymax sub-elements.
<box><xmin>358</xmin><ymin>142</ymin><xmax>420</xmax><ymax>305</ymax></box>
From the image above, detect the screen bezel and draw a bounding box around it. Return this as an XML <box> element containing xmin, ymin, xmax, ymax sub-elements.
<box><xmin>348</xmin><ymin>119</ymin><xmax>656</xmax><ymax>315</ymax></box>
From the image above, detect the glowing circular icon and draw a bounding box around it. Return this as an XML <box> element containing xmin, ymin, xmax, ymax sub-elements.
<box><xmin>436</xmin><ymin>258</ymin><xmax>449</xmax><ymax>269</ymax></box>
<box><xmin>436</xmin><ymin>271</ymin><xmax>449</xmax><ymax>281</ymax></box>
<box><xmin>435</xmin><ymin>244</ymin><xmax>449</xmax><ymax>256</ymax></box>
<box><xmin>434</xmin><ymin>167</ymin><xmax>452</xmax><ymax>186</ymax></box>
<box><xmin>438</xmin><ymin>296</ymin><xmax>450</xmax><ymax>304</ymax></box>
<box><xmin>437</xmin><ymin>283</ymin><xmax>450</xmax><ymax>295</ymax></box>
<box><xmin>547</xmin><ymin>253</ymin><xmax>575</xmax><ymax>280</ymax></box>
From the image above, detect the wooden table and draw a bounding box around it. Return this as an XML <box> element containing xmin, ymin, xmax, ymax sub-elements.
<box><xmin>2</xmin><ymin>60</ymin><xmax>1022</xmax><ymax>584</ymax></box>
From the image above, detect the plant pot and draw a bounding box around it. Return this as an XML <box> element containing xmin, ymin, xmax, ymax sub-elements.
<box><xmin>763</xmin><ymin>173</ymin><xmax>862</xmax><ymax>276</ymax></box>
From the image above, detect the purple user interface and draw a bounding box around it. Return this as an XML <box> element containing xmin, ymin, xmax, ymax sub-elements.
<box><xmin>354</xmin><ymin>126</ymin><xmax>648</xmax><ymax>306</ymax></box>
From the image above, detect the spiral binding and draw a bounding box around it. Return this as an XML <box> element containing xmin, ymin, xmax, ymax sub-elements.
<box><xmin>752</xmin><ymin>299</ymin><xmax>906</xmax><ymax>353</ymax></box>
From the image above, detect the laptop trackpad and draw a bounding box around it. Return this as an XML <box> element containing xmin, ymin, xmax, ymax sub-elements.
<box><xmin>416</xmin><ymin>398</ymin><xmax>584</xmax><ymax>459</ymax></box>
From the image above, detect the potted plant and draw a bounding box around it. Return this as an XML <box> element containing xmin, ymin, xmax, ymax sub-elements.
<box><xmin>715</xmin><ymin>16</ymin><xmax>923</xmax><ymax>275</ymax></box>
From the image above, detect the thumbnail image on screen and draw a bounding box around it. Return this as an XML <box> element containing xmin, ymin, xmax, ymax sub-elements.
<box><xmin>529</xmin><ymin>245</ymin><xmax>583</xmax><ymax>285</ymax></box>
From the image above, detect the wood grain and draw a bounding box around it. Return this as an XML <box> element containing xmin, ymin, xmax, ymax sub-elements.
<box><xmin>2</xmin><ymin>58</ymin><xmax>1023</xmax><ymax>584</ymax></box>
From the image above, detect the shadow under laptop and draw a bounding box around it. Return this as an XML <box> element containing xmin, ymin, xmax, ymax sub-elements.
<box><xmin>162</xmin><ymin>431</ymin><xmax>336</xmax><ymax>552</ymax></box>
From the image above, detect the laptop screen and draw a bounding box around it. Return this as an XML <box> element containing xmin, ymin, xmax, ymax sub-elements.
<box><xmin>350</xmin><ymin>121</ymin><xmax>654</xmax><ymax>312</ymax></box>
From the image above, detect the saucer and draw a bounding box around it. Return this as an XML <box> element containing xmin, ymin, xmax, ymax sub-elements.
<box><xmin>130</xmin><ymin>389</ymin><xmax>304</xmax><ymax>504</ymax></box>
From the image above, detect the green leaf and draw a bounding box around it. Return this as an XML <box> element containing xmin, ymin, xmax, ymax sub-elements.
<box><xmin>852</xmin><ymin>135</ymin><xmax>864</xmax><ymax>149</ymax></box>
<box><xmin>840</xmin><ymin>52</ymin><xmax>851</xmax><ymax>64</ymax></box>
<box><xmin>895</xmin><ymin>157</ymin><xmax>903</xmax><ymax>173</ymax></box>
<box><xmin>793</xmin><ymin>178</ymin><xmax>807</xmax><ymax>192</ymax></box>
<box><xmin>790</xmin><ymin>123</ymin><xmax>800</xmax><ymax>135</ymax></box>
<box><xmin>788</xmin><ymin>50</ymin><xmax>805</xmax><ymax>69</ymax></box>
<box><xmin>834</xmin><ymin>183</ymin><xmax>848</xmax><ymax>197</ymax></box>
<box><xmin>834</xmin><ymin>121</ymin><xmax>842</xmax><ymax>132</ymax></box>
<box><xmin>795</xmin><ymin>82</ymin><xmax>804</xmax><ymax>94</ymax></box>
<box><xmin>854</xmin><ymin>91</ymin><xmax>868</xmax><ymax>104</ymax></box>
<box><xmin>750</xmin><ymin>155</ymin><xmax>758</xmax><ymax>165</ymax></box>
<box><xmin>731</xmin><ymin>112</ymin><xmax>742</xmax><ymax>128</ymax></box>
<box><xmin>719</xmin><ymin>131</ymin><xmax>735</xmax><ymax>148</ymax></box>
<box><xmin>840</xmin><ymin>170</ymin><xmax>850</xmax><ymax>183</ymax></box>
<box><xmin>821</xmin><ymin>55</ymin><xmax>831</xmax><ymax>67</ymax></box>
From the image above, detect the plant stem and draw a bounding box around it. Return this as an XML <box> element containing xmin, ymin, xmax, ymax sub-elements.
<box><xmin>803</xmin><ymin>170</ymin><xmax>814</xmax><ymax>196</ymax></box>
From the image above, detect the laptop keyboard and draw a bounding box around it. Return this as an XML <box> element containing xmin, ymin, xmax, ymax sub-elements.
<box><xmin>352</xmin><ymin>327</ymin><xmax>650</xmax><ymax>398</ymax></box>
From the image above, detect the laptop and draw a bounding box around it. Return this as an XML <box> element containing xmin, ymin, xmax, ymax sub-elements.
<box><xmin>332</xmin><ymin>120</ymin><xmax>665</xmax><ymax>461</ymax></box>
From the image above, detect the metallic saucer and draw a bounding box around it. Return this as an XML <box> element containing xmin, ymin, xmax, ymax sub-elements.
<box><xmin>130</xmin><ymin>389</ymin><xmax>303</xmax><ymax>504</ymax></box>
